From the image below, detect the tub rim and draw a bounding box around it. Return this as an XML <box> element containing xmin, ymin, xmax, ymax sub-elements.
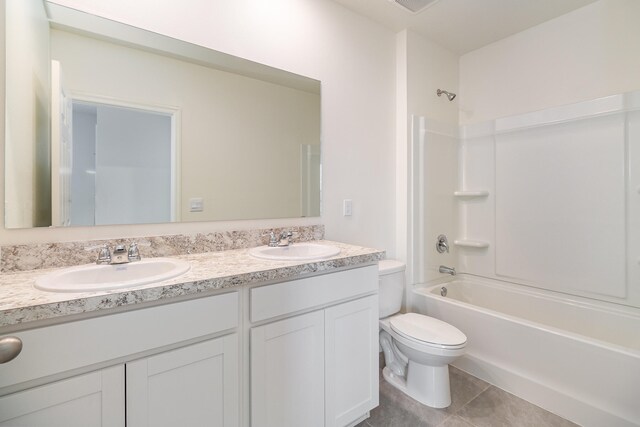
<box><xmin>413</xmin><ymin>274</ymin><xmax>640</xmax><ymax>359</ymax></box>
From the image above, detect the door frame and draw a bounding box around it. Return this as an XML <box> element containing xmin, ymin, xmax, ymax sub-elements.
<box><xmin>68</xmin><ymin>91</ymin><xmax>182</xmax><ymax>222</ymax></box>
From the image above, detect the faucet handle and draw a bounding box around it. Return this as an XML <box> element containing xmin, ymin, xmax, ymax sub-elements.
<box><xmin>128</xmin><ymin>243</ymin><xmax>141</xmax><ymax>262</ymax></box>
<box><xmin>262</xmin><ymin>231</ymin><xmax>279</xmax><ymax>247</ymax></box>
<box><xmin>127</xmin><ymin>241</ymin><xmax>150</xmax><ymax>262</ymax></box>
<box><xmin>84</xmin><ymin>244</ymin><xmax>111</xmax><ymax>265</ymax></box>
<box><xmin>277</xmin><ymin>230</ymin><xmax>295</xmax><ymax>247</ymax></box>
<box><xmin>436</xmin><ymin>234</ymin><xmax>449</xmax><ymax>254</ymax></box>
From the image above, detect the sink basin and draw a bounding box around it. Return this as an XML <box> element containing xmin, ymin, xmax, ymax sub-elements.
<box><xmin>35</xmin><ymin>258</ymin><xmax>191</xmax><ymax>293</ymax></box>
<box><xmin>249</xmin><ymin>243</ymin><xmax>341</xmax><ymax>261</ymax></box>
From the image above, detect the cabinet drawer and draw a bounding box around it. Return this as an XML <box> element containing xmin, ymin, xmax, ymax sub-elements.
<box><xmin>0</xmin><ymin>292</ymin><xmax>238</xmax><ymax>391</ymax></box>
<box><xmin>250</xmin><ymin>265</ymin><xmax>377</xmax><ymax>323</ymax></box>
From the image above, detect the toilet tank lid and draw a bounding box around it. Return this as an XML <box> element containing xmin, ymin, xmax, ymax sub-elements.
<box><xmin>378</xmin><ymin>259</ymin><xmax>406</xmax><ymax>275</ymax></box>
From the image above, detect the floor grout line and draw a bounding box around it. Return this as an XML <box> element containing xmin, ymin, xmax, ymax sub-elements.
<box><xmin>434</xmin><ymin>412</ymin><xmax>453</xmax><ymax>427</ymax></box>
<box><xmin>450</xmin><ymin>380</ymin><xmax>493</xmax><ymax>417</ymax></box>
<box><xmin>449</xmin><ymin>384</ymin><xmax>493</xmax><ymax>426</ymax></box>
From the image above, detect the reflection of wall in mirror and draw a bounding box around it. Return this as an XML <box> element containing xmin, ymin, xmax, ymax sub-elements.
<box><xmin>50</xmin><ymin>29</ymin><xmax>321</xmax><ymax>223</ymax></box>
<box><xmin>300</xmin><ymin>145</ymin><xmax>321</xmax><ymax>217</ymax></box>
<box><xmin>5</xmin><ymin>0</ymin><xmax>51</xmax><ymax>228</ymax></box>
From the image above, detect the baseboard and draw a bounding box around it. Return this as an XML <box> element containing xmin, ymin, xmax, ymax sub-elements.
<box><xmin>453</xmin><ymin>354</ymin><xmax>638</xmax><ymax>427</ymax></box>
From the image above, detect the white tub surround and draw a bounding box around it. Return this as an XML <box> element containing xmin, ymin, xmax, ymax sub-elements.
<box><xmin>456</xmin><ymin>91</ymin><xmax>640</xmax><ymax>309</ymax></box>
<box><xmin>408</xmin><ymin>90</ymin><xmax>640</xmax><ymax>426</ymax></box>
<box><xmin>411</xmin><ymin>90</ymin><xmax>640</xmax><ymax>308</ymax></box>
<box><xmin>0</xmin><ymin>240</ymin><xmax>382</xmax><ymax>328</ymax></box>
<box><xmin>413</xmin><ymin>276</ymin><xmax>640</xmax><ymax>427</ymax></box>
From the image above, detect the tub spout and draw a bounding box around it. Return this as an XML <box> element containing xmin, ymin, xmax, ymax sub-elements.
<box><xmin>439</xmin><ymin>265</ymin><xmax>456</xmax><ymax>275</ymax></box>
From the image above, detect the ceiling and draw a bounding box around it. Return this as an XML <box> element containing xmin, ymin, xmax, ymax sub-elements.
<box><xmin>331</xmin><ymin>0</ymin><xmax>599</xmax><ymax>54</ymax></box>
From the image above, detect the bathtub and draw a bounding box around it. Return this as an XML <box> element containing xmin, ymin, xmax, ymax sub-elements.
<box><xmin>412</xmin><ymin>275</ymin><xmax>640</xmax><ymax>427</ymax></box>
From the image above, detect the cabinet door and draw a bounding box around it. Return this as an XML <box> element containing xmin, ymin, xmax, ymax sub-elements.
<box><xmin>325</xmin><ymin>295</ymin><xmax>379</xmax><ymax>427</ymax></box>
<box><xmin>126</xmin><ymin>334</ymin><xmax>239</xmax><ymax>427</ymax></box>
<box><xmin>251</xmin><ymin>311</ymin><xmax>324</xmax><ymax>427</ymax></box>
<box><xmin>0</xmin><ymin>365</ymin><xmax>124</xmax><ymax>427</ymax></box>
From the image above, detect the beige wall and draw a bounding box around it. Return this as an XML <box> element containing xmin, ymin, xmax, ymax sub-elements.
<box><xmin>4</xmin><ymin>0</ymin><xmax>50</xmax><ymax>228</ymax></box>
<box><xmin>51</xmin><ymin>29</ymin><xmax>320</xmax><ymax>222</ymax></box>
<box><xmin>459</xmin><ymin>0</ymin><xmax>640</xmax><ymax>124</ymax></box>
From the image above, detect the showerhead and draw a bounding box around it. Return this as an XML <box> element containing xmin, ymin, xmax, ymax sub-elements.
<box><xmin>437</xmin><ymin>89</ymin><xmax>456</xmax><ymax>101</ymax></box>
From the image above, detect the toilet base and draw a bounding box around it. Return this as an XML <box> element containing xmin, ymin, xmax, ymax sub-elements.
<box><xmin>382</xmin><ymin>362</ymin><xmax>452</xmax><ymax>408</ymax></box>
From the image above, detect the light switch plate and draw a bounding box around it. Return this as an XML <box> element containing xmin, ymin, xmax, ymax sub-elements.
<box><xmin>189</xmin><ymin>198</ymin><xmax>204</xmax><ymax>212</ymax></box>
<box><xmin>343</xmin><ymin>199</ymin><xmax>352</xmax><ymax>216</ymax></box>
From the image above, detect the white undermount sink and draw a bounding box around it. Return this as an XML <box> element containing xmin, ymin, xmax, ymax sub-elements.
<box><xmin>249</xmin><ymin>243</ymin><xmax>341</xmax><ymax>261</ymax></box>
<box><xmin>35</xmin><ymin>258</ymin><xmax>191</xmax><ymax>293</ymax></box>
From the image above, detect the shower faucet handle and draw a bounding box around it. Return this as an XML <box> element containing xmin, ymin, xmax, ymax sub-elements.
<box><xmin>436</xmin><ymin>234</ymin><xmax>449</xmax><ymax>253</ymax></box>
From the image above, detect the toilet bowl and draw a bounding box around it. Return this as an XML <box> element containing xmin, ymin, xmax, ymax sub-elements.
<box><xmin>378</xmin><ymin>260</ymin><xmax>466</xmax><ymax>408</ymax></box>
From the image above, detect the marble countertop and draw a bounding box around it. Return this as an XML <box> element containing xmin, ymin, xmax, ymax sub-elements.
<box><xmin>0</xmin><ymin>240</ymin><xmax>383</xmax><ymax>328</ymax></box>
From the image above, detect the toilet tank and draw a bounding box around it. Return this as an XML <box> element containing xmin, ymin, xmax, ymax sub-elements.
<box><xmin>378</xmin><ymin>259</ymin><xmax>406</xmax><ymax>319</ymax></box>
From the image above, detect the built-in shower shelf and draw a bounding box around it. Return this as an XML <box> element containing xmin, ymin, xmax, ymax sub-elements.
<box><xmin>453</xmin><ymin>190</ymin><xmax>489</xmax><ymax>198</ymax></box>
<box><xmin>454</xmin><ymin>239</ymin><xmax>490</xmax><ymax>248</ymax></box>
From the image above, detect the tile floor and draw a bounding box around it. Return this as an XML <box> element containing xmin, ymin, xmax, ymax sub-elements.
<box><xmin>357</xmin><ymin>363</ymin><xmax>579</xmax><ymax>427</ymax></box>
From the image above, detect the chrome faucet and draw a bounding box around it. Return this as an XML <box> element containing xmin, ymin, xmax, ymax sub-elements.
<box><xmin>277</xmin><ymin>231</ymin><xmax>293</xmax><ymax>247</ymax></box>
<box><xmin>88</xmin><ymin>242</ymin><xmax>145</xmax><ymax>265</ymax></box>
<box><xmin>265</xmin><ymin>231</ymin><xmax>294</xmax><ymax>247</ymax></box>
<box><xmin>111</xmin><ymin>244</ymin><xmax>129</xmax><ymax>264</ymax></box>
<box><xmin>439</xmin><ymin>265</ymin><xmax>456</xmax><ymax>275</ymax></box>
<box><xmin>436</xmin><ymin>235</ymin><xmax>449</xmax><ymax>253</ymax></box>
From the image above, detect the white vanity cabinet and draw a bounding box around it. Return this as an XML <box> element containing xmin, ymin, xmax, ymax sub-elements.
<box><xmin>250</xmin><ymin>265</ymin><xmax>379</xmax><ymax>427</ymax></box>
<box><xmin>324</xmin><ymin>295</ymin><xmax>379</xmax><ymax>427</ymax></box>
<box><xmin>0</xmin><ymin>365</ymin><xmax>125</xmax><ymax>427</ymax></box>
<box><xmin>251</xmin><ymin>310</ymin><xmax>325</xmax><ymax>427</ymax></box>
<box><xmin>0</xmin><ymin>292</ymin><xmax>240</xmax><ymax>427</ymax></box>
<box><xmin>127</xmin><ymin>334</ymin><xmax>239</xmax><ymax>427</ymax></box>
<box><xmin>0</xmin><ymin>260</ymin><xmax>381</xmax><ymax>427</ymax></box>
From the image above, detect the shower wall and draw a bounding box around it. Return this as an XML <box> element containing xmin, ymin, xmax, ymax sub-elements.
<box><xmin>397</xmin><ymin>29</ymin><xmax>458</xmax><ymax>291</ymax></box>
<box><xmin>410</xmin><ymin>117</ymin><xmax>458</xmax><ymax>287</ymax></box>
<box><xmin>451</xmin><ymin>0</ymin><xmax>640</xmax><ymax>309</ymax></box>
<box><xmin>458</xmin><ymin>93</ymin><xmax>640</xmax><ymax>308</ymax></box>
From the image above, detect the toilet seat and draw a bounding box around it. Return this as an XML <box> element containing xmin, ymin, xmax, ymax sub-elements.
<box><xmin>390</xmin><ymin>313</ymin><xmax>466</xmax><ymax>349</ymax></box>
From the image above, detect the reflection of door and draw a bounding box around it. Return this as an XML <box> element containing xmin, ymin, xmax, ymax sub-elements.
<box><xmin>69</xmin><ymin>100</ymin><xmax>176</xmax><ymax>226</ymax></box>
<box><xmin>51</xmin><ymin>60</ymin><xmax>73</xmax><ymax>226</ymax></box>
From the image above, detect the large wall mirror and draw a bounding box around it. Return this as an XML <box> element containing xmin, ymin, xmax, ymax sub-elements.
<box><xmin>4</xmin><ymin>0</ymin><xmax>321</xmax><ymax>229</ymax></box>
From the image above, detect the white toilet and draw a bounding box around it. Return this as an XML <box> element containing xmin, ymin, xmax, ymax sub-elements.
<box><xmin>378</xmin><ymin>260</ymin><xmax>467</xmax><ymax>408</ymax></box>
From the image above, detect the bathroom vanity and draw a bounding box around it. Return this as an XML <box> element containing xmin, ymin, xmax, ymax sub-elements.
<box><xmin>0</xmin><ymin>241</ymin><xmax>382</xmax><ymax>427</ymax></box>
